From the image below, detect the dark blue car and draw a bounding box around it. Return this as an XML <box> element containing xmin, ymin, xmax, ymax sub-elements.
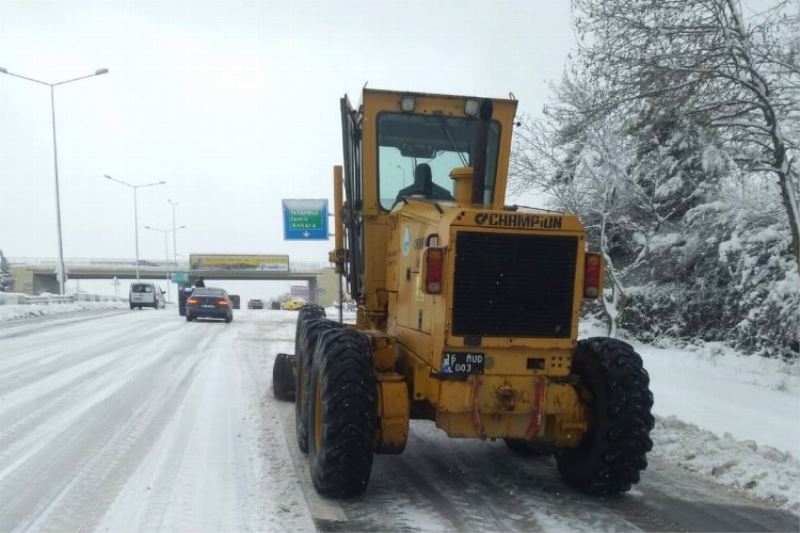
<box><xmin>186</xmin><ymin>287</ymin><xmax>233</xmax><ymax>323</ymax></box>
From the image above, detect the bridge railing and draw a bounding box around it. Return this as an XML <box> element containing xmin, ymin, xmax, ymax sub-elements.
<box><xmin>9</xmin><ymin>258</ymin><xmax>332</xmax><ymax>273</ymax></box>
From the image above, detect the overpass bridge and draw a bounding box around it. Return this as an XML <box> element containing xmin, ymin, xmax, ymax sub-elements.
<box><xmin>9</xmin><ymin>258</ymin><xmax>338</xmax><ymax>305</ymax></box>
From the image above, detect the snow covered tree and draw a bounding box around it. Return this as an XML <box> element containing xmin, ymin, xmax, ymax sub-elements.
<box><xmin>0</xmin><ymin>249</ymin><xmax>14</xmax><ymax>293</ymax></box>
<box><xmin>572</xmin><ymin>0</ymin><xmax>800</xmax><ymax>264</ymax></box>
<box><xmin>512</xmin><ymin>77</ymin><xmax>654</xmax><ymax>337</ymax></box>
<box><xmin>511</xmin><ymin>0</ymin><xmax>799</xmax><ymax>357</ymax></box>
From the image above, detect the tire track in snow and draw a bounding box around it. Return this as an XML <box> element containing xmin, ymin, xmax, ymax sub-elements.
<box><xmin>0</xmin><ymin>309</ymin><xmax>129</xmax><ymax>339</ymax></box>
<box><xmin>30</xmin><ymin>329</ymin><xmax>222</xmax><ymax>533</ymax></box>
<box><xmin>0</xmin><ymin>319</ymin><xmax>189</xmax><ymax>469</ymax></box>
<box><xmin>0</xmin><ymin>318</ymin><xmax>177</xmax><ymax>397</ymax></box>
<box><xmin>0</xmin><ymin>311</ymin><xmax>146</xmax><ymax>378</ymax></box>
<box><xmin>96</xmin><ymin>313</ymin><xmax>315</xmax><ymax>532</ymax></box>
<box><xmin>0</xmin><ymin>314</ymin><xmax>225</xmax><ymax>531</ymax></box>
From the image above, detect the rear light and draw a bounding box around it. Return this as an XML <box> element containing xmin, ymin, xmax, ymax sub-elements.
<box><xmin>216</xmin><ymin>299</ymin><xmax>229</xmax><ymax>306</ymax></box>
<box><xmin>423</xmin><ymin>247</ymin><xmax>445</xmax><ymax>294</ymax></box>
<box><xmin>584</xmin><ymin>253</ymin><xmax>602</xmax><ymax>298</ymax></box>
<box><xmin>187</xmin><ymin>298</ymin><xmax>199</xmax><ymax>304</ymax></box>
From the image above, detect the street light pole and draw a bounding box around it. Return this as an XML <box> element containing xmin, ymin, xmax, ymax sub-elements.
<box><xmin>145</xmin><ymin>224</ymin><xmax>185</xmax><ymax>302</ymax></box>
<box><xmin>0</xmin><ymin>66</ymin><xmax>109</xmax><ymax>295</ymax></box>
<box><xmin>134</xmin><ymin>187</ymin><xmax>140</xmax><ymax>279</ymax></box>
<box><xmin>104</xmin><ymin>175</ymin><xmax>166</xmax><ymax>281</ymax></box>
<box><xmin>49</xmin><ymin>86</ymin><xmax>67</xmax><ymax>294</ymax></box>
<box><xmin>168</xmin><ymin>199</ymin><xmax>179</xmax><ymax>263</ymax></box>
<box><xmin>145</xmin><ymin>225</ymin><xmax>186</xmax><ymax>261</ymax></box>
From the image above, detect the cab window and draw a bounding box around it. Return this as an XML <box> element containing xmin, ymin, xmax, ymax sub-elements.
<box><xmin>377</xmin><ymin>112</ymin><xmax>500</xmax><ymax>210</ymax></box>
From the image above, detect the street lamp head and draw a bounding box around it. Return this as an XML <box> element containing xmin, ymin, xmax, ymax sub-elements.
<box><xmin>95</xmin><ymin>68</ymin><xmax>109</xmax><ymax>76</ymax></box>
<box><xmin>158</xmin><ymin>181</ymin><xmax>166</xmax><ymax>185</ymax></box>
<box><xmin>0</xmin><ymin>67</ymin><xmax>7</xmax><ymax>74</ymax></box>
<box><xmin>104</xmin><ymin>174</ymin><xmax>112</xmax><ymax>180</ymax></box>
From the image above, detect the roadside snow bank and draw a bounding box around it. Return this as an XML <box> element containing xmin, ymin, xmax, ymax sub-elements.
<box><xmin>324</xmin><ymin>307</ymin><xmax>357</xmax><ymax>323</ymax></box>
<box><xmin>652</xmin><ymin>416</ymin><xmax>800</xmax><ymax>514</ymax></box>
<box><xmin>580</xmin><ymin>317</ymin><xmax>800</xmax><ymax>513</ymax></box>
<box><xmin>580</xmin><ymin>317</ymin><xmax>800</xmax><ymax>458</ymax></box>
<box><xmin>0</xmin><ymin>299</ymin><xmax>128</xmax><ymax>322</ymax></box>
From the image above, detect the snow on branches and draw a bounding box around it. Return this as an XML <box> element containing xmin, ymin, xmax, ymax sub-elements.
<box><xmin>511</xmin><ymin>0</ymin><xmax>799</xmax><ymax>358</ymax></box>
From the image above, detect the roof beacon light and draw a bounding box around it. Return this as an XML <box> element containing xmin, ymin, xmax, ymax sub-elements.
<box><xmin>464</xmin><ymin>99</ymin><xmax>480</xmax><ymax>116</ymax></box>
<box><xmin>400</xmin><ymin>95</ymin><xmax>416</xmax><ymax>113</ymax></box>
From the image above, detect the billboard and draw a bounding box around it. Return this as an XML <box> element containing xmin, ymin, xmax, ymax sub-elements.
<box><xmin>282</xmin><ymin>199</ymin><xmax>329</xmax><ymax>240</ymax></box>
<box><xmin>189</xmin><ymin>254</ymin><xmax>289</xmax><ymax>272</ymax></box>
<box><xmin>290</xmin><ymin>285</ymin><xmax>309</xmax><ymax>299</ymax></box>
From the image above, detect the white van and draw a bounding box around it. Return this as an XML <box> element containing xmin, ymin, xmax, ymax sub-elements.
<box><xmin>129</xmin><ymin>282</ymin><xmax>166</xmax><ymax>310</ymax></box>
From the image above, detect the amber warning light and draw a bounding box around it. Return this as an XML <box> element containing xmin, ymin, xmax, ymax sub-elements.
<box><xmin>425</xmin><ymin>248</ymin><xmax>444</xmax><ymax>294</ymax></box>
<box><xmin>584</xmin><ymin>253</ymin><xmax>602</xmax><ymax>298</ymax></box>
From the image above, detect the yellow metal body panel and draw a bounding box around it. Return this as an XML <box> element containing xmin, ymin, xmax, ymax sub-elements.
<box><xmin>332</xmin><ymin>89</ymin><xmax>593</xmax><ymax>449</ymax></box>
<box><xmin>376</xmin><ymin>374</ymin><xmax>410</xmax><ymax>454</ymax></box>
<box><xmin>354</xmin><ymin>90</ymin><xmax>519</xmax><ymax>329</ymax></box>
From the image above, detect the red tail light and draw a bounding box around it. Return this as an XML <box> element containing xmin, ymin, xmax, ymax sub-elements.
<box><xmin>584</xmin><ymin>253</ymin><xmax>602</xmax><ymax>298</ymax></box>
<box><xmin>216</xmin><ymin>299</ymin><xmax>229</xmax><ymax>306</ymax></box>
<box><xmin>424</xmin><ymin>247</ymin><xmax>444</xmax><ymax>294</ymax></box>
<box><xmin>187</xmin><ymin>297</ymin><xmax>199</xmax><ymax>304</ymax></box>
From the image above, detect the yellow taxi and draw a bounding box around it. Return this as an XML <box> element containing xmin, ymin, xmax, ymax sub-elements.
<box><xmin>280</xmin><ymin>297</ymin><xmax>306</xmax><ymax>311</ymax></box>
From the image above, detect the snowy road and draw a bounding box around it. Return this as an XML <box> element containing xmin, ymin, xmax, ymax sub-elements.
<box><xmin>0</xmin><ymin>310</ymin><xmax>797</xmax><ymax>532</ymax></box>
<box><xmin>0</xmin><ymin>309</ymin><xmax>314</xmax><ymax>532</ymax></box>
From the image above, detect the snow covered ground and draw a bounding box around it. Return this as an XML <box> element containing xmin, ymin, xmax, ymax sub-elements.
<box><xmin>0</xmin><ymin>308</ymin><xmax>796</xmax><ymax>531</ymax></box>
<box><xmin>582</xmin><ymin>318</ymin><xmax>800</xmax><ymax>514</ymax></box>
<box><xmin>0</xmin><ymin>298</ymin><xmax>128</xmax><ymax>322</ymax></box>
<box><xmin>0</xmin><ymin>309</ymin><xmax>314</xmax><ymax>532</ymax></box>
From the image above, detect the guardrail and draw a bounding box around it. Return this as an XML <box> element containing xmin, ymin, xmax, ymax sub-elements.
<box><xmin>23</xmin><ymin>295</ymin><xmax>74</xmax><ymax>305</ymax></box>
<box><xmin>0</xmin><ymin>293</ymin><xmax>128</xmax><ymax>305</ymax></box>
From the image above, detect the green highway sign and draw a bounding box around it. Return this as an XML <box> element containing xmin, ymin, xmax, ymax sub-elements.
<box><xmin>170</xmin><ymin>271</ymin><xmax>189</xmax><ymax>284</ymax></box>
<box><xmin>282</xmin><ymin>199</ymin><xmax>329</xmax><ymax>240</ymax></box>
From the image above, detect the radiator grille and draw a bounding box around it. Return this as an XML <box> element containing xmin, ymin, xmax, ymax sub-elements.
<box><xmin>452</xmin><ymin>231</ymin><xmax>578</xmax><ymax>338</ymax></box>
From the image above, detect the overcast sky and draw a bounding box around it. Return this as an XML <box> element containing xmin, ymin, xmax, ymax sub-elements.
<box><xmin>0</xmin><ymin>0</ymin><xmax>576</xmax><ymax>265</ymax></box>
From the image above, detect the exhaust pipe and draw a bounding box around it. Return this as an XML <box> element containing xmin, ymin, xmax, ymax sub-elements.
<box><xmin>470</xmin><ymin>99</ymin><xmax>493</xmax><ymax>206</ymax></box>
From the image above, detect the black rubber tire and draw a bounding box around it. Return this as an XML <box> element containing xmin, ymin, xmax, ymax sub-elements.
<box><xmin>308</xmin><ymin>328</ymin><xmax>376</xmax><ymax>498</ymax></box>
<box><xmin>272</xmin><ymin>353</ymin><xmax>295</xmax><ymax>401</ymax></box>
<box><xmin>294</xmin><ymin>305</ymin><xmax>326</xmax><ymax>356</ymax></box>
<box><xmin>556</xmin><ymin>337</ymin><xmax>654</xmax><ymax>495</ymax></box>
<box><xmin>504</xmin><ymin>438</ymin><xmax>553</xmax><ymax>457</ymax></box>
<box><xmin>186</xmin><ymin>314</ymin><xmax>193</xmax><ymax>322</ymax></box>
<box><xmin>296</xmin><ymin>318</ymin><xmax>343</xmax><ymax>453</ymax></box>
<box><xmin>225</xmin><ymin>315</ymin><xmax>233</xmax><ymax>323</ymax></box>
<box><xmin>129</xmin><ymin>304</ymin><xmax>134</xmax><ymax>310</ymax></box>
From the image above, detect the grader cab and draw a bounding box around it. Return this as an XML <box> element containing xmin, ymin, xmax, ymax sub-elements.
<box><xmin>272</xmin><ymin>89</ymin><xmax>654</xmax><ymax>498</ymax></box>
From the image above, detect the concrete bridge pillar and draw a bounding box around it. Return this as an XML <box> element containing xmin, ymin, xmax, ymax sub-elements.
<box><xmin>308</xmin><ymin>277</ymin><xmax>318</xmax><ymax>304</ymax></box>
<box><xmin>34</xmin><ymin>273</ymin><xmax>61</xmax><ymax>295</ymax></box>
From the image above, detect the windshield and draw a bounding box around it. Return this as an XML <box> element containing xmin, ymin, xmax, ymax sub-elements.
<box><xmin>131</xmin><ymin>284</ymin><xmax>153</xmax><ymax>293</ymax></box>
<box><xmin>377</xmin><ymin>112</ymin><xmax>501</xmax><ymax>210</ymax></box>
<box><xmin>192</xmin><ymin>288</ymin><xmax>226</xmax><ymax>297</ymax></box>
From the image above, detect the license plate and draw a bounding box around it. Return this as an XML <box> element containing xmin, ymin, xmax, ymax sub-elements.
<box><xmin>441</xmin><ymin>352</ymin><xmax>485</xmax><ymax>375</ymax></box>
<box><xmin>201</xmin><ymin>304</ymin><xmax>215</xmax><ymax>308</ymax></box>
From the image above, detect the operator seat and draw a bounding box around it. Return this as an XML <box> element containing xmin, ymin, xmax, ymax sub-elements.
<box><xmin>394</xmin><ymin>163</ymin><xmax>455</xmax><ymax>206</ymax></box>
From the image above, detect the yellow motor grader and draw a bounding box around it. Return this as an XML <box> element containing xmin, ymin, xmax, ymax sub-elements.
<box><xmin>272</xmin><ymin>89</ymin><xmax>654</xmax><ymax>498</ymax></box>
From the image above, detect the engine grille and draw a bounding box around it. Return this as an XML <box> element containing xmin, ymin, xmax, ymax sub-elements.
<box><xmin>452</xmin><ymin>231</ymin><xmax>578</xmax><ymax>338</ymax></box>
